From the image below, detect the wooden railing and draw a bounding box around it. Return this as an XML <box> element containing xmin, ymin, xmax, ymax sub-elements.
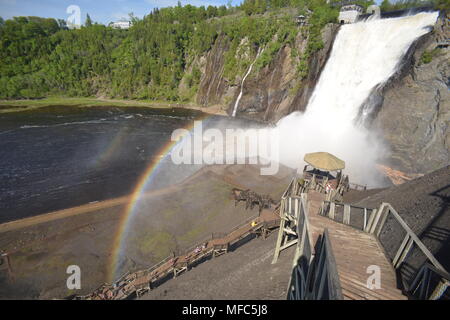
<box><xmin>144</xmin><ymin>255</ymin><xmax>173</xmax><ymax>275</ymax></box>
<box><xmin>348</xmin><ymin>182</ymin><xmax>367</xmax><ymax>191</ymax></box>
<box><xmin>286</xmin><ymin>194</ymin><xmax>342</xmax><ymax>300</ymax></box>
<box><xmin>320</xmin><ymin>200</ymin><xmax>449</xmax><ymax>299</ymax></box>
<box><xmin>283</xmin><ymin>169</ymin><xmax>360</xmax><ymax>203</ymax></box>
<box><xmin>226</xmin><ymin>214</ymin><xmax>260</xmax><ymax>235</ymax></box>
<box><xmin>75</xmin><ymin>208</ymin><xmax>278</xmax><ymax>300</ymax></box>
<box><xmin>320</xmin><ymin>200</ymin><xmax>377</xmax><ymax>231</ymax></box>
<box><xmin>115</xmin><ymin>214</ymin><xmax>261</xmax><ymax>284</ymax></box>
<box><xmin>366</xmin><ymin>203</ymin><xmax>446</xmax><ymax>272</ymax></box>
<box><xmin>307</xmin><ymin>229</ymin><xmax>343</xmax><ymax>300</ymax></box>
<box><xmin>282</xmin><ymin>175</ymin><xmax>297</xmax><ymax>198</ymax></box>
<box><xmin>408</xmin><ymin>263</ymin><xmax>450</xmax><ymax>300</ymax></box>
<box><xmin>286</xmin><ymin>194</ymin><xmax>313</xmax><ymax>299</ymax></box>
<box><xmin>282</xmin><ymin>173</ymin><xmax>328</xmax><ymax>199</ymax></box>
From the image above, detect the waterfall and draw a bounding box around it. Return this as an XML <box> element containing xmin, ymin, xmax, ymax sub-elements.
<box><xmin>232</xmin><ymin>47</ymin><xmax>263</xmax><ymax>117</ymax></box>
<box><xmin>179</xmin><ymin>12</ymin><xmax>438</xmax><ymax>186</ymax></box>
<box><xmin>271</xmin><ymin>12</ymin><xmax>438</xmax><ymax>185</ymax></box>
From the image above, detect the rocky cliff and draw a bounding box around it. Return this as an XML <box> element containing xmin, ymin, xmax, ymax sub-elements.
<box><xmin>194</xmin><ymin>21</ymin><xmax>339</xmax><ymax>123</ymax></box>
<box><xmin>371</xmin><ymin>13</ymin><xmax>449</xmax><ymax>174</ymax></box>
<box><xmin>194</xmin><ymin>13</ymin><xmax>448</xmax><ymax>175</ymax></box>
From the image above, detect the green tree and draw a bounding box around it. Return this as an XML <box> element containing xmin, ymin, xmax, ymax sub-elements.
<box><xmin>433</xmin><ymin>0</ymin><xmax>450</xmax><ymax>11</ymax></box>
<box><xmin>380</xmin><ymin>0</ymin><xmax>391</xmax><ymax>11</ymax></box>
<box><xmin>85</xmin><ymin>14</ymin><xmax>93</xmax><ymax>27</ymax></box>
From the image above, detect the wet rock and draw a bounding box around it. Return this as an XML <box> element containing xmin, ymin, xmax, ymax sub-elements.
<box><xmin>195</xmin><ymin>24</ymin><xmax>340</xmax><ymax>123</ymax></box>
<box><xmin>372</xmin><ymin>14</ymin><xmax>450</xmax><ymax>174</ymax></box>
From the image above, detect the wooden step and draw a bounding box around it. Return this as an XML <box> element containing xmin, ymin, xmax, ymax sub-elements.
<box><xmin>305</xmin><ymin>190</ymin><xmax>407</xmax><ymax>301</ymax></box>
<box><xmin>342</xmin><ymin>287</ymin><xmax>378</xmax><ymax>300</ymax></box>
<box><xmin>341</xmin><ymin>282</ymin><xmax>405</xmax><ymax>300</ymax></box>
<box><xmin>340</xmin><ymin>275</ymin><xmax>405</xmax><ymax>300</ymax></box>
<box><xmin>339</xmin><ymin>273</ymin><xmax>406</xmax><ymax>300</ymax></box>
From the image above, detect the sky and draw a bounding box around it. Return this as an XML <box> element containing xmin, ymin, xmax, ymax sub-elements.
<box><xmin>0</xmin><ymin>0</ymin><xmax>243</xmax><ymax>25</ymax></box>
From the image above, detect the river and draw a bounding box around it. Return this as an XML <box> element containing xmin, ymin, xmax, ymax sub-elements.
<box><xmin>0</xmin><ymin>105</ymin><xmax>251</xmax><ymax>223</ymax></box>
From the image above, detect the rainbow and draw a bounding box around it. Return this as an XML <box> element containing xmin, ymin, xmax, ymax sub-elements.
<box><xmin>107</xmin><ymin>114</ymin><xmax>209</xmax><ymax>282</ymax></box>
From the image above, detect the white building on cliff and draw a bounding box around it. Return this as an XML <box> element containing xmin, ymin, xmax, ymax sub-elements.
<box><xmin>338</xmin><ymin>4</ymin><xmax>363</xmax><ymax>24</ymax></box>
<box><xmin>110</xmin><ymin>20</ymin><xmax>131</xmax><ymax>29</ymax></box>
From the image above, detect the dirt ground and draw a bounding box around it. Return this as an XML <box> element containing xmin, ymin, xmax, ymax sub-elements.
<box><xmin>342</xmin><ymin>188</ymin><xmax>387</xmax><ymax>204</ymax></box>
<box><xmin>354</xmin><ymin>165</ymin><xmax>450</xmax><ymax>283</ymax></box>
<box><xmin>0</xmin><ymin>163</ymin><xmax>292</xmax><ymax>299</ymax></box>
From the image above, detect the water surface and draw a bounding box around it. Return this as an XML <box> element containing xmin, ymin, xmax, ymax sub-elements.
<box><xmin>0</xmin><ymin>106</ymin><xmax>252</xmax><ymax>223</ymax></box>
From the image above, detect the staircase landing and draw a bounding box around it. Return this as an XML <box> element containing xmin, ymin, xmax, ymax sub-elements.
<box><xmin>307</xmin><ymin>191</ymin><xmax>407</xmax><ymax>300</ymax></box>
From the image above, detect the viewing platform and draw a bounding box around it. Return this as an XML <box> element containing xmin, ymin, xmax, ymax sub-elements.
<box><xmin>74</xmin><ymin>153</ymin><xmax>449</xmax><ymax>300</ymax></box>
<box><xmin>273</xmin><ymin>152</ymin><xmax>449</xmax><ymax>300</ymax></box>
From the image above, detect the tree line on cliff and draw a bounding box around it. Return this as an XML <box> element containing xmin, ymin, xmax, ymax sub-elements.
<box><xmin>0</xmin><ymin>0</ymin><xmax>447</xmax><ymax>101</ymax></box>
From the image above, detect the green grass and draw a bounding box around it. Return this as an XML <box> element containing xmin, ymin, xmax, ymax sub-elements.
<box><xmin>420</xmin><ymin>48</ymin><xmax>441</xmax><ymax>65</ymax></box>
<box><xmin>179</xmin><ymin>225</ymin><xmax>206</xmax><ymax>245</ymax></box>
<box><xmin>0</xmin><ymin>97</ymin><xmax>180</xmax><ymax>113</ymax></box>
<box><xmin>139</xmin><ymin>231</ymin><xmax>177</xmax><ymax>260</ymax></box>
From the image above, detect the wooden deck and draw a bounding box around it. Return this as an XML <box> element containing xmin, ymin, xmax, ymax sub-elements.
<box><xmin>306</xmin><ymin>190</ymin><xmax>406</xmax><ymax>300</ymax></box>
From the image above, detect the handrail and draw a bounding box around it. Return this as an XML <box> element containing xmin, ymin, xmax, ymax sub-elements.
<box><xmin>320</xmin><ymin>199</ymin><xmax>449</xmax><ymax>299</ymax></box>
<box><xmin>178</xmin><ymin>234</ymin><xmax>214</xmax><ymax>256</ymax></box>
<box><xmin>228</xmin><ymin>214</ymin><xmax>260</xmax><ymax>234</ymax></box>
<box><xmin>367</xmin><ymin>202</ymin><xmax>446</xmax><ymax>272</ymax></box>
<box><xmin>287</xmin><ymin>194</ymin><xmax>342</xmax><ymax>300</ymax></box>
<box><xmin>287</xmin><ymin>193</ymin><xmax>313</xmax><ymax>299</ymax></box>
<box><xmin>408</xmin><ymin>263</ymin><xmax>450</xmax><ymax>300</ymax></box>
<box><xmin>310</xmin><ymin>229</ymin><xmax>343</xmax><ymax>300</ymax></box>
<box><xmin>144</xmin><ymin>213</ymin><xmax>260</xmax><ymax>275</ymax></box>
<box><xmin>321</xmin><ymin>200</ymin><xmax>373</xmax><ymax>212</ymax></box>
<box><xmin>283</xmin><ymin>173</ymin><xmax>328</xmax><ymax>199</ymax></box>
<box><xmin>348</xmin><ymin>182</ymin><xmax>367</xmax><ymax>191</ymax></box>
<box><xmin>282</xmin><ymin>171</ymin><xmax>298</xmax><ymax>199</ymax></box>
<box><xmin>75</xmin><ymin>207</ymin><xmax>276</xmax><ymax>300</ymax></box>
<box><xmin>320</xmin><ymin>200</ymin><xmax>376</xmax><ymax>231</ymax></box>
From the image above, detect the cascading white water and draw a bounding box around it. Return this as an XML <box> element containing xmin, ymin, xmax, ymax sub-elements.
<box><xmin>232</xmin><ymin>48</ymin><xmax>264</xmax><ymax>117</ymax></box>
<box><xmin>172</xmin><ymin>12</ymin><xmax>439</xmax><ymax>187</ymax></box>
<box><xmin>270</xmin><ymin>12</ymin><xmax>438</xmax><ymax>185</ymax></box>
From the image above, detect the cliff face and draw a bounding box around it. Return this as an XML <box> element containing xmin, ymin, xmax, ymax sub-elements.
<box><xmin>196</xmin><ymin>34</ymin><xmax>230</xmax><ymax>107</ymax></box>
<box><xmin>194</xmin><ymin>14</ymin><xmax>448</xmax><ymax>175</ymax></box>
<box><xmin>195</xmin><ymin>24</ymin><xmax>339</xmax><ymax>123</ymax></box>
<box><xmin>371</xmin><ymin>14</ymin><xmax>449</xmax><ymax>174</ymax></box>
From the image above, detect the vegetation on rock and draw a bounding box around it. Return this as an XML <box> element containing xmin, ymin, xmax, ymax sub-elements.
<box><xmin>0</xmin><ymin>0</ymin><xmax>445</xmax><ymax>101</ymax></box>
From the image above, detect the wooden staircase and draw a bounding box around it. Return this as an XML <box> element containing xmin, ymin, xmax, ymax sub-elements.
<box><xmin>306</xmin><ymin>191</ymin><xmax>407</xmax><ymax>300</ymax></box>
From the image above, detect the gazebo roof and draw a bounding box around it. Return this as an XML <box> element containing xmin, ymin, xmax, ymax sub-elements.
<box><xmin>304</xmin><ymin>152</ymin><xmax>345</xmax><ymax>171</ymax></box>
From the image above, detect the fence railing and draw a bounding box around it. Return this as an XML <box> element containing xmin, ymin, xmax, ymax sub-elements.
<box><xmin>366</xmin><ymin>203</ymin><xmax>445</xmax><ymax>272</ymax></box>
<box><xmin>408</xmin><ymin>263</ymin><xmax>450</xmax><ymax>300</ymax></box>
<box><xmin>227</xmin><ymin>214</ymin><xmax>260</xmax><ymax>235</ymax></box>
<box><xmin>308</xmin><ymin>229</ymin><xmax>343</xmax><ymax>300</ymax></box>
<box><xmin>286</xmin><ymin>194</ymin><xmax>312</xmax><ymax>299</ymax></box>
<box><xmin>320</xmin><ymin>200</ymin><xmax>449</xmax><ymax>300</ymax></box>
<box><xmin>320</xmin><ymin>200</ymin><xmax>377</xmax><ymax>231</ymax></box>
<box><xmin>282</xmin><ymin>175</ymin><xmax>296</xmax><ymax>199</ymax></box>
<box><xmin>286</xmin><ymin>194</ymin><xmax>342</xmax><ymax>300</ymax></box>
<box><xmin>282</xmin><ymin>174</ymin><xmax>327</xmax><ymax>199</ymax></box>
<box><xmin>77</xmin><ymin>209</ymin><xmax>270</xmax><ymax>300</ymax></box>
<box><xmin>348</xmin><ymin>182</ymin><xmax>367</xmax><ymax>191</ymax></box>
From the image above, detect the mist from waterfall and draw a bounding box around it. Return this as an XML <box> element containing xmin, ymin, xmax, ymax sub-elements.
<box><xmin>269</xmin><ymin>12</ymin><xmax>438</xmax><ymax>186</ymax></box>
<box><xmin>168</xmin><ymin>12</ymin><xmax>439</xmax><ymax>187</ymax></box>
